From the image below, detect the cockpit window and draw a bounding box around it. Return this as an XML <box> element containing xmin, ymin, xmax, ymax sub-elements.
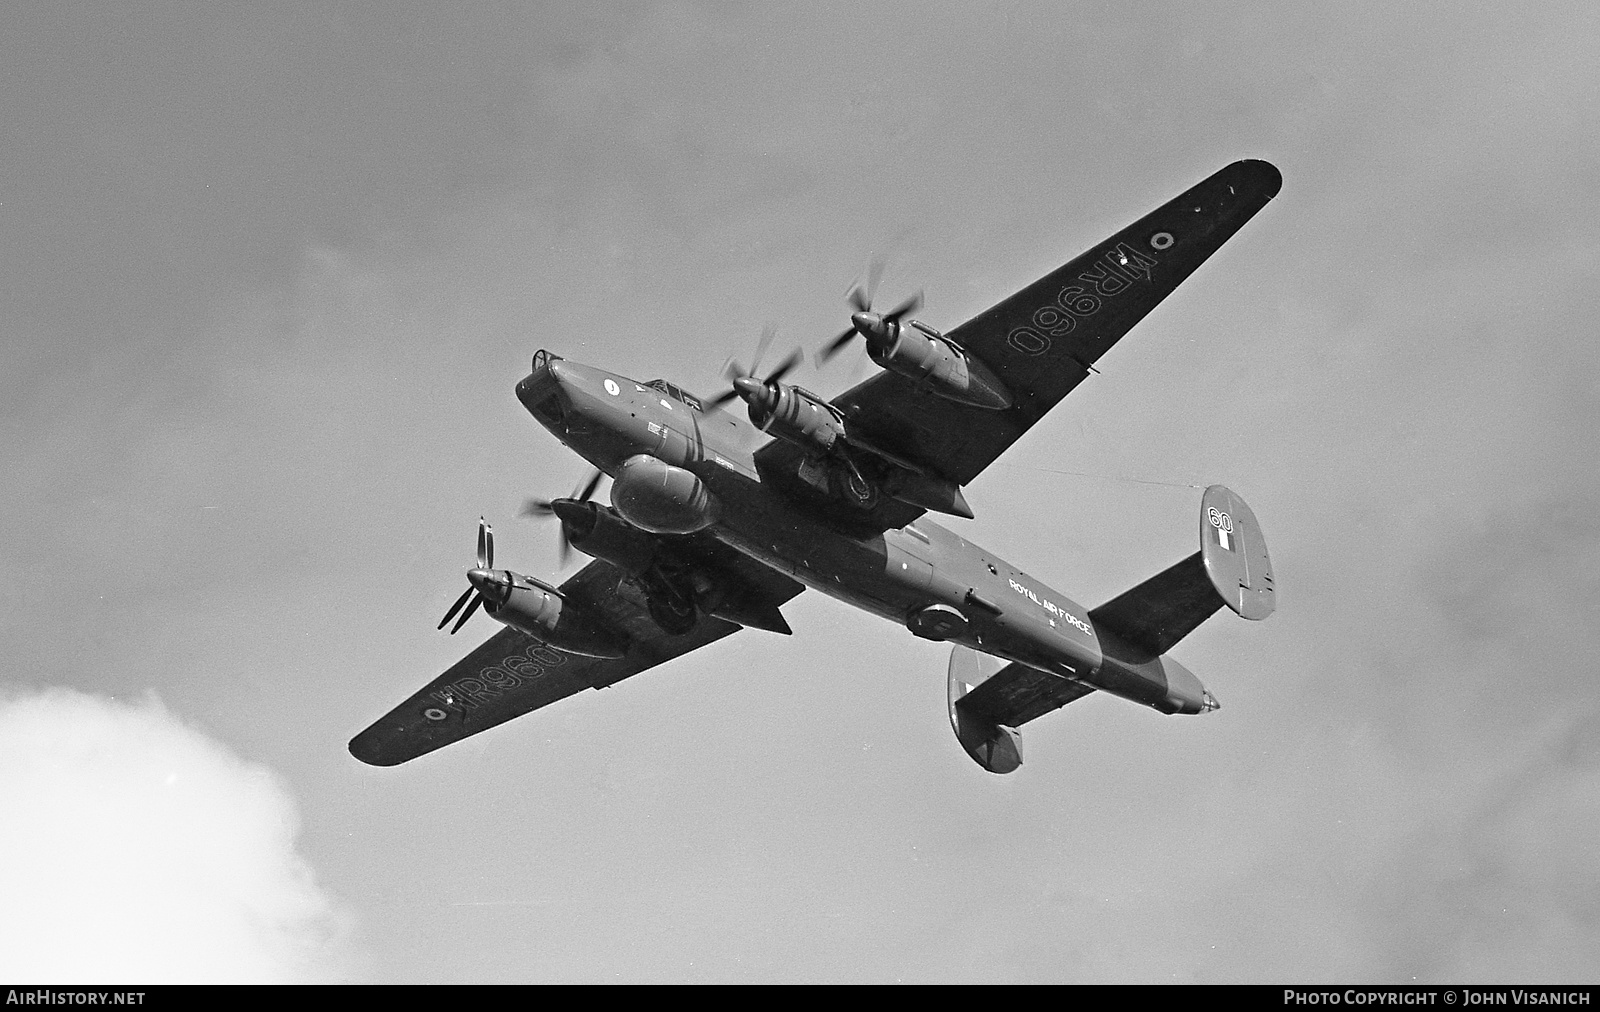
<box><xmin>643</xmin><ymin>379</ymin><xmax>704</xmax><ymax>412</ymax></box>
<box><xmin>531</xmin><ymin>349</ymin><xmax>561</xmax><ymax>371</ymax></box>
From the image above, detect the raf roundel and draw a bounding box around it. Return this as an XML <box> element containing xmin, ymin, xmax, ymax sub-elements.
<box><xmin>1149</xmin><ymin>231</ymin><xmax>1175</xmax><ymax>250</ymax></box>
<box><xmin>423</xmin><ymin>707</ymin><xmax>449</xmax><ymax>722</ymax></box>
<box><xmin>603</xmin><ymin>378</ymin><xmax>620</xmax><ymax>396</ymax></box>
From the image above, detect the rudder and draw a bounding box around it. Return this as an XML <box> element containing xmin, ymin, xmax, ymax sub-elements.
<box><xmin>1200</xmin><ymin>485</ymin><xmax>1275</xmax><ymax>620</ymax></box>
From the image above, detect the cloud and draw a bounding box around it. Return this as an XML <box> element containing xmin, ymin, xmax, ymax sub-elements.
<box><xmin>0</xmin><ymin>689</ymin><xmax>352</xmax><ymax>982</ymax></box>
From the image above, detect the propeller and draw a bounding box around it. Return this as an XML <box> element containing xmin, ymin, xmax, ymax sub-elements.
<box><xmin>438</xmin><ymin>517</ymin><xmax>502</xmax><ymax>635</ymax></box>
<box><xmin>521</xmin><ymin>468</ymin><xmax>603</xmax><ymax>566</ymax></box>
<box><xmin>708</xmin><ymin>323</ymin><xmax>803</xmax><ymax>413</ymax></box>
<box><xmin>818</xmin><ymin>258</ymin><xmax>923</xmax><ymax>365</ymax></box>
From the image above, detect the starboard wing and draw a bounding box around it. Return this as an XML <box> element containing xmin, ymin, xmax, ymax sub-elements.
<box><xmin>348</xmin><ymin>553</ymin><xmax>799</xmax><ymax>766</ymax></box>
<box><xmin>761</xmin><ymin>160</ymin><xmax>1280</xmax><ymax>528</ymax></box>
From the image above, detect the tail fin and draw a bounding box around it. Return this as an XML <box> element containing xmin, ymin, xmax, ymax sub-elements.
<box><xmin>1089</xmin><ymin>485</ymin><xmax>1275</xmax><ymax>658</ymax></box>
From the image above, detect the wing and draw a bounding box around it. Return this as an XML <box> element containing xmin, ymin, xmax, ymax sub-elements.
<box><xmin>770</xmin><ymin>160</ymin><xmax>1280</xmax><ymax>514</ymax></box>
<box><xmin>348</xmin><ymin>554</ymin><xmax>801</xmax><ymax>766</ymax></box>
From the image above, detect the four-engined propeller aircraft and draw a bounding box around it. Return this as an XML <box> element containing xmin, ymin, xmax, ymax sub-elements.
<box><xmin>350</xmin><ymin>160</ymin><xmax>1282</xmax><ymax>773</ymax></box>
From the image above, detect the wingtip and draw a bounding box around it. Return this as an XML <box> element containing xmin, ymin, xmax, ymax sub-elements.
<box><xmin>348</xmin><ymin>731</ymin><xmax>408</xmax><ymax>767</ymax></box>
<box><xmin>1232</xmin><ymin>158</ymin><xmax>1283</xmax><ymax>199</ymax></box>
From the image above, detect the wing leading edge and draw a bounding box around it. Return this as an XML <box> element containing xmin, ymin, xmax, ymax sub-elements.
<box><xmin>817</xmin><ymin>159</ymin><xmax>1282</xmax><ymax>494</ymax></box>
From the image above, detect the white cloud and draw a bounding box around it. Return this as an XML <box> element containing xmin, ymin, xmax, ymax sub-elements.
<box><xmin>0</xmin><ymin>689</ymin><xmax>352</xmax><ymax>982</ymax></box>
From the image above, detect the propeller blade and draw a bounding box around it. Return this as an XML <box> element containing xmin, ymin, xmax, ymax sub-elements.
<box><xmin>714</xmin><ymin>324</ymin><xmax>788</xmax><ymax>408</ymax></box>
<box><xmin>765</xmin><ymin>347</ymin><xmax>802</xmax><ymax>385</ymax></box>
<box><xmin>573</xmin><ymin>468</ymin><xmax>602</xmax><ymax>504</ymax></box>
<box><xmin>846</xmin><ymin>259</ymin><xmax>885</xmax><ymax>312</ymax></box>
<box><xmin>829</xmin><ymin>259</ymin><xmax>904</xmax><ymax>364</ymax></box>
<box><xmin>750</xmin><ymin>323</ymin><xmax>777</xmax><ymax>378</ymax></box>
<box><xmin>477</xmin><ymin>517</ymin><xmax>494</xmax><ymax>569</ymax></box>
<box><xmin>438</xmin><ymin>585</ymin><xmax>475</xmax><ymax>630</ymax></box>
<box><xmin>884</xmin><ymin>289</ymin><xmax>923</xmax><ymax>323</ymax></box>
<box><xmin>523</xmin><ymin>471</ymin><xmax>600</xmax><ymax>567</ymax></box>
<box><xmin>818</xmin><ymin>325</ymin><xmax>857</xmax><ymax>364</ymax></box>
<box><xmin>449</xmin><ymin>593</ymin><xmax>482</xmax><ymax>634</ymax></box>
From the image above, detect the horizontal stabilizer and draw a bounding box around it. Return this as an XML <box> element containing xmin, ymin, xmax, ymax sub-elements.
<box><xmin>1090</xmin><ymin>551</ymin><xmax>1217</xmax><ymax>660</ymax></box>
<box><xmin>947</xmin><ymin>645</ymin><xmax>1096</xmax><ymax>774</ymax></box>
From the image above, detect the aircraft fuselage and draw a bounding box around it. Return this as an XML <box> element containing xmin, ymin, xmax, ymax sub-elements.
<box><xmin>515</xmin><ymin>353</ymin><xmax>1212</xmax><ymax>716</ymax></box>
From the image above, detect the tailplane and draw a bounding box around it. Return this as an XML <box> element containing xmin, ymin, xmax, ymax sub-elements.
<box><xmin>945</xmin><ymin>487</ymin><xmax>1273</xmax><ymax>773</ymax></box>
<box><xmin>947</xmin><ymin>646</ymin><xmax>1100</xmax><ymax>774</ymax></box>
<box><xmin>1089</xmin><ymin>485</ymin><xmax>1274</xmax><ymax>659</ymax></box>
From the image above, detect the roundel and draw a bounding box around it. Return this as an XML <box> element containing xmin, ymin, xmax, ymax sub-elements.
<box><xmin>1149</xmin><ymin>232</ymin><xmax>1175</xmax><ymax>250</ymax></box>
<box><xmin>603</xmin><ymin>378</ymin><xmax>620</xmax><ymax>396</ymax></box>
<box><xmin>423</xmin><ymin>707</ymin><xmax>449</xmax><ymax>722</ymax></box>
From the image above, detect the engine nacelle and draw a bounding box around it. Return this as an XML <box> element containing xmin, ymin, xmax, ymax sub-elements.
<box><xmin>871</xmin><ymin>322</ymin><xmax>1012</xmax><ymax>410</ymax></box>
<box><xmin>488</xmin><ymin>575</ymin><xmax>628</xmax><ymax>658</ymax></box>
<box><xmin>610</xmin><ymin>454</ymin><xmax>720</xmax><ymax>534</ymax></box>
<box><xmin>556</xmin><ymin>500</ymin><xmax>659</xmax><ymax>575</ymax></box>
<box><xmin>748</xmin><ymin>384</ymin><xmax>846</xmax><ymax>456</ymax></box>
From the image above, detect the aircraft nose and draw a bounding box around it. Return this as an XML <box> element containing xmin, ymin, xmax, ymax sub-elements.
<box><xmin>517</xmin><ymin>357</ymin><xmax>566</xmax><ymax>416</ymax></box>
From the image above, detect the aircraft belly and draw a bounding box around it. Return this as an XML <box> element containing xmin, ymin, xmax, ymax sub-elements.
<box><xmin>715</xmin><ymin>520</ymin><xmax>907</xmax><ymax>618</ymax></box>
<box><xmin>708</xmin><ymin>497</ymin><xmax>1113</xmax><ymax>677</ymax></box>
<box><xmin>706</xmin><ymin>486</ymin><xmax>1123</xmax><ymax>686</ymax></box>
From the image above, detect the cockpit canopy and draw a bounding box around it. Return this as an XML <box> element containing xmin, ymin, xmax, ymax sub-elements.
<box><xmin>526</xmin><ymin>349</ymin><xmax>703</xmax><ymax>412</ymax></box>
<box><xmin>643</xmin><ymin>378</ymin><xmax>704</xmax><ymax>412</ymax></box>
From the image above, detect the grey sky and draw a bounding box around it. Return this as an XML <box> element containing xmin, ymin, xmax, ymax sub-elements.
<box><xmin>2</xmin><ymin>2</ymin><xmax>1596</xmax><ymax>982</ymax></box>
